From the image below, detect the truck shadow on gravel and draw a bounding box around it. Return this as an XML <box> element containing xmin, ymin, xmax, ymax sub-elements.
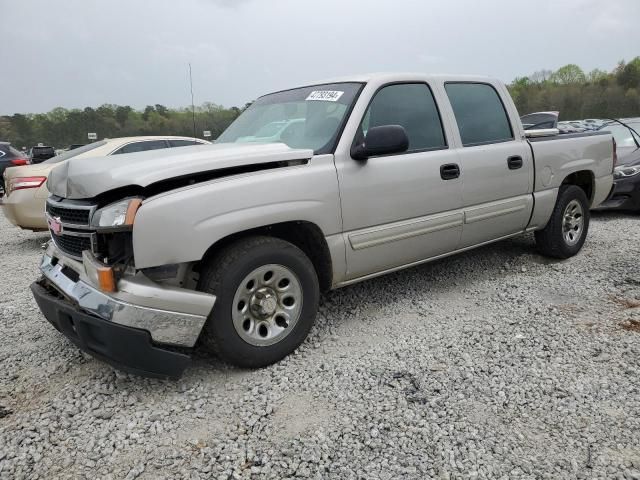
<box><xmin>322</xmin><ymin>211</ymin><xmax>634</xmax><ymax>309</ymax></box>
<box><xmin>191</xmin><ymin>234</ymin><xmax>543</xmax><ymax>375</ymax></box>
<box><xmin>191</xmin><ymin>217</ymin><xmax>625</xmax><ymax>372</ymax></box>
<box><xmin>322</xmin><ymin>233</ymin><xmax>539</xmax><ymax>306</ymax></box>
<box><xmin>187</xmin><ymin>234</ymin><xmax>545</xmax><ymax>374</ymax></box>
<box><xmin>590</xmin><ymin>210</ymin><xmax>639</xmax><ymax>222</ymax></box>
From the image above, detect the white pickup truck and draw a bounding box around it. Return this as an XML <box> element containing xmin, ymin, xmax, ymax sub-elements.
<box><xmin>32</xmin><ymin>73</ymin><xmax>615</xmax><ymax>378</ymax></box>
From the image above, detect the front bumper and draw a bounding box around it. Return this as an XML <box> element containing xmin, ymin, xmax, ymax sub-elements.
<box><xmin>32</xmin><ymin>282</ymin><xmax>190</xmax><ymax>378</ymax></box>
<box><xmin>33</xmin><ymin>244</ymin><xmax>216</xmax><ymax>377</ymax></box>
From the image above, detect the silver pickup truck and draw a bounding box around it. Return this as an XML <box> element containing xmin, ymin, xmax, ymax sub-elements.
<box><xmin>32</xmin><ymin>74</ymin><xmax>615</xmax><ymax>378</ymax></box>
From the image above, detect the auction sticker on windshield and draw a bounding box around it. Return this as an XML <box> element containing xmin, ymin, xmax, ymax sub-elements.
<box><xmin>306</xmin><ymin>90</ymin><xmax>344</xmax><ymax>102</ymax></box>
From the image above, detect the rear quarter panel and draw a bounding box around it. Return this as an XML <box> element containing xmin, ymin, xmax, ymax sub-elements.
<box><xmin>530</xmin><ymin>133</ymin><xmax>613</xmax><ymax>201</ymax></box>
<box><xmin>526</xmin><ymin>133</ymin><xmax>613</xmax><ymax>229</ymax></box>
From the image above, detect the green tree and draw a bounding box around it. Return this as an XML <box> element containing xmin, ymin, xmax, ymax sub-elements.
<box><xmin>154</xmin><ymin>104</ymin><xmax>169</xmax><ymax>118</ymax></box>
<box><xmin>528</xmin><ymin>70</ymin><xmax>553</xmax><ymax>83</ymax></box>
<box><xmin>617</xmin><ymin>57</ymin><xmax>640</xmax><ymax>90</ymax></box>
<box><xmin>115</xmin><ymin>106</ymin><xmax>133</xmax><ymax>127</ymax></box>
<box><xmin>509</xmin><ymin>57</ymin><xmax>640</xmax><ymax>119</ymax></box>
<box><xmin>550</xmin><ymin>64</ymin><xmax>586</xmax><ymax>84</ymax></box>
<box><xmin>587</xmin><ymin>69</ymin><xmax>608</xmax><ymax>84</ymax></box>
<box><xmin>1</xmin><ymin>102</ymin><xmax>240</xmax><ymax>148</ymax></box>
<box><xmin>142</xmin><ymin>105</ymin><xmax>155</xmax><ymax>122</ymax></box>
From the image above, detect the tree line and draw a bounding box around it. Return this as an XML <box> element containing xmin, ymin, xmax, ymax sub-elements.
<box><xmin>509</xmin><ymin>57</ymin><xmax>640</xmax><ymax>120</ymax></box>
<box><xmin>0</xmin><ymin>102</ymin><xmax>247</xmax><ymax>150</ymax></box>
<box><xmin>1</xmin><ymin>57</ymin><xmax>639</xmax><ymax>149</ymax></box>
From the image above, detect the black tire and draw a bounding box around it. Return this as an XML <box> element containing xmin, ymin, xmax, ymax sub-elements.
<box><xmin>535</xmin><ymin>185</ymin><xmax>590</xmax><ymax>259</ymax></box>
<box><xmin>197</xmin><ymin>235</ymin><xmax>319</xmax><ymax>368</ymax></box>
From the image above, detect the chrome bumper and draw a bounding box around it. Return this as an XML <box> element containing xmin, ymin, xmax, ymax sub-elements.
<box><xmin>39</xmin><ymin>248</ymin><xmax>215</xmax><ymax>347</ymax></box>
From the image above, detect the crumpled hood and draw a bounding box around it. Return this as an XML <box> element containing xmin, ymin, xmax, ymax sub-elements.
<box><xmin>48</xmin><ymin>142</ymin><xmax>313</xmax><ymax>199</ymax></box>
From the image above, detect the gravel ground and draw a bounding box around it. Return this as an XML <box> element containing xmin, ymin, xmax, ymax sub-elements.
<box><xmin>0</xmin><ymin>211</ymin><xmax>639</xmax><ymax>480</ymax></box>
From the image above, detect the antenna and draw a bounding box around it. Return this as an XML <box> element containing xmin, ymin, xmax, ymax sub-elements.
<box><xmin>189</xmin><ymin>63</ymin><xmax>197</xmax><ymax>142</ymax></box>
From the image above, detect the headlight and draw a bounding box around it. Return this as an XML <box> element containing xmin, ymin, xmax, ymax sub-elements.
<box><xmin>91</xmin><ymin>197</ymin><xmax>143</xmax><ymax>230</ymax></box>
<box><xmin>614</xmin><ymin>165</ymin><xmax>640</xmax><ymax>179</ymax></box>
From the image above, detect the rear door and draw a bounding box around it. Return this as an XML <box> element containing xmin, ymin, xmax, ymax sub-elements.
<box><xmin>443</xmin><ymin>82</ymin><xmax>533</xmax><ymax>247</ymax></box>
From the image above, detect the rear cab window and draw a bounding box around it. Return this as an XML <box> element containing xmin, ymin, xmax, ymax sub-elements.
<box><xmin>444</xmin><ymin>83</ymin><xmax>514</xmax><ymax>147</ymax></box>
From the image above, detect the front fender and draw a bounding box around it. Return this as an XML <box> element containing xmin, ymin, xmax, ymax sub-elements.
<box><xmin>132</xmin><ymin>155</ymin><xmax>342</xmax><ymax>269</ymax></box>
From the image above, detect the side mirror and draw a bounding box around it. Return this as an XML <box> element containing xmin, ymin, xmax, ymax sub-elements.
<box><xmin>351</xmin><ymin>125</ymin><xmax>409</xmax><ymax>160</ymax></box>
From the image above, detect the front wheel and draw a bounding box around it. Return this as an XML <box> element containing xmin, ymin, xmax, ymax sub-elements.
<box><xmin>535</xmin><ymin>185</ymin><xmax>590</xmax><ymax>259</ymax></box>
<box><xmin>197</xmin><ymin>236</ymin><xmax>319</xmax><ymax>368</ymax></box>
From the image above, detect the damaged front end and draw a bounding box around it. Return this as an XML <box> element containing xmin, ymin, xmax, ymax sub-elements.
<box><xmin>33</xmin><ymin>195</ymin><xmax>216</xmax><ymax>378</ymax></box>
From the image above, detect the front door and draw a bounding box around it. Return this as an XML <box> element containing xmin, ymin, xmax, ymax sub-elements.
<box><xmin>335</xmin><ymin>82</ymin><xmax>464</xmax><ymax>281</ymax></box>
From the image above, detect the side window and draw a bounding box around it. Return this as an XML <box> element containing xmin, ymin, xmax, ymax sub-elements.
<box><xmin>168</xmin><ymin>139</ymin><xmax>202</xmax><ymax>147</ymax></box>
<box><xmin>360</xmin><ymin>83</ymin><xmax>446</xmax><ymax>153</ymax></box>
<box><xmin>113</xmin><ymin>140</ymin><xmax>168</xmax><ymax>155</ymax></box>
<box><xmin>445</xmin><ymin>83</ymin><xmax>514</xmax><ymax>147</ymax></box>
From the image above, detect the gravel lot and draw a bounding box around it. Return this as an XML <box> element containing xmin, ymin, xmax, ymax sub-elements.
<box><xmin>0</xmin><ymin>211</ymin><xmax>639</xmax><ymax>480</ymax></box>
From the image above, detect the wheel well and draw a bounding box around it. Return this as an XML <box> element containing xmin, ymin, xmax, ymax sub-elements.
<box><xmin>561</xmin><ymin>170</ymin><xmax>594</xmax><ymax>204</ymax></box>
<box><xmin>200</xmin><ymin>221</ymin><xmax>333</xmax><ymax>292</ymax></box>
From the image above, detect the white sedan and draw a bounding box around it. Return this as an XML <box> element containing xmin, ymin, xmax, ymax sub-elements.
<box><xmin>1</xmin><ymin>136</ymin><xmax>210</xmax><ymax>230</ymax></box>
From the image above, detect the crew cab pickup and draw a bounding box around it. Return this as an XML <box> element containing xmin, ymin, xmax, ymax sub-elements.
<box><xmin>32</xmin><ymin>74</ymin><xmax>615</xmax><ymax>378</ymax></box>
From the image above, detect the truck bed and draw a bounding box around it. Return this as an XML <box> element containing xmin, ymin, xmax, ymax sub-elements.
<box><xmin>527</xmin><ymin>129</ymin><xmax>614</xmax><ymax>208</ymax></box>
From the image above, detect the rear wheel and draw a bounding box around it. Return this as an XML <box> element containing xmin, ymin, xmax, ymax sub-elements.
<box><xmin>197</xmin><ymin>236</ymin><xmax>319</xmax><ymax>368</ymax></box>
<box><xmin>535</xmin><ymin>185</ymin><xmax>590</xmax><ymax>259</ymax></box>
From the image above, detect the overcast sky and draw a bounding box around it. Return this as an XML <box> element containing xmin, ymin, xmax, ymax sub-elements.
<box><xmin>2</xmin><ymin>0</ymin><xmax>639</xmax><ymax>115</ymax></box>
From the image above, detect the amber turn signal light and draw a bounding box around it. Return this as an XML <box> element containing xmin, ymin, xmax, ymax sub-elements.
<box><xmin>97</xmin><ymin>266</ymin><xmax>117</xmax><ymax>293</ymax></box>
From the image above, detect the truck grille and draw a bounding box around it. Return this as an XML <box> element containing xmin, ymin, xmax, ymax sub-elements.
<box><xmin>50</xmin><ymin>232</ymin><xmax>93</xmax><ymax>259</ymax></box>
<box><xmin>46</xmin><ymin>197</ymin><xmax>97</xmax><ymax>260</ymax></box>
<box><xmin>46</xmin><ymin>204</ymin><xmax>91</xmax><ymax>225</ymax></box>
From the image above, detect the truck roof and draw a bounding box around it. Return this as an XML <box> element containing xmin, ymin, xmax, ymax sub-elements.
<box><xmin>262</xmin><ymin>73</ymin><xmax>501</xmax><ymax>99</ymax></box>
<box><xmin>310</xmin><ymin>72</ymin><xmax>497</xmax><ymax>85</ymax></box>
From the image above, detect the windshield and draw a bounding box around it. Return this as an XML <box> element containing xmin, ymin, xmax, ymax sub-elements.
<box><xmin>602</xmin><ymin>122</ymin><xmax>640</xmax><ymax>148</ymax></box>
<box><xmin>253</xmin><ymin>121</ymin><xmax>291</xmax><ymax>138</ymax></box>
<box><xmin>43</xmin><ymin>140</ymin><xmax>108</xmax><ymax>164</ymax></box>
<box><xmin>217</xmin><ymin>82</ymin><xmax>363</xmax><ymax>154</ymax></box>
